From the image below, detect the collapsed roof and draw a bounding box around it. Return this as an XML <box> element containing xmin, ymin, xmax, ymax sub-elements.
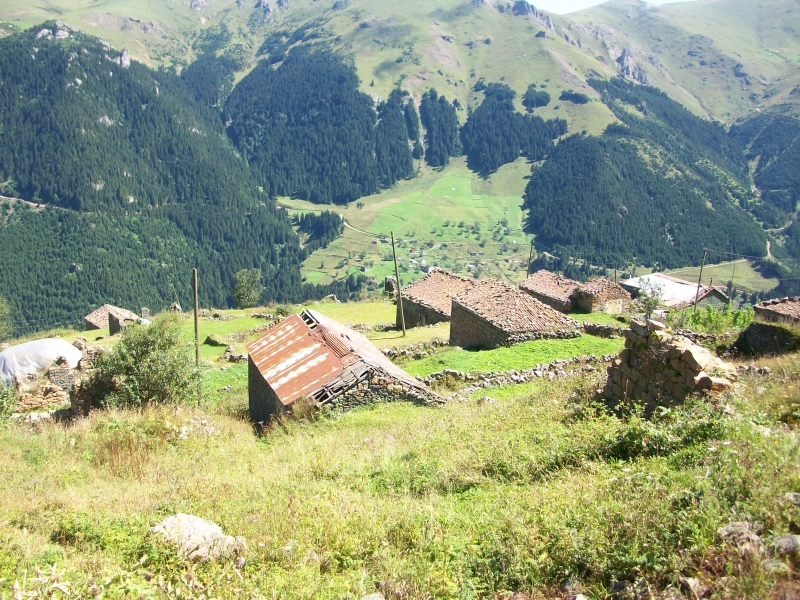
<box><xmin>246</xmin><ymin>309</ymin><xmax>433</xmax><ymax>409</ymax></box>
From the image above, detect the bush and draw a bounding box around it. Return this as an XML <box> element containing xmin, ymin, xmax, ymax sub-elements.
<box><xmin>0</xmin><ymin>383</ymin><xmax>16</xmax><ymax>421</ymax></box>
<box><xmin>84</xmin><ymin>314</ymin><xmax>200</xmax><ymax>409</ymax></box>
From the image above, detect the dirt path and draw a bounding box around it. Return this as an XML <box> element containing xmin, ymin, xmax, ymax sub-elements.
<box><xmin>343</xmin><ymin>220</ymin><xmax>374</xmax><ymax>237</ymax></box>
<box><xmin>767</xmin><ymin>240</ymin><xmax>772</xmax><ymax>258</ymax></box>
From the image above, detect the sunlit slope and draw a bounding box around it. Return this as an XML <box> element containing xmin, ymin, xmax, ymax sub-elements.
<box><xmin>573</xmin><ymin>0</ymin><xmax>800</xmax><ymax>122</ymax></box>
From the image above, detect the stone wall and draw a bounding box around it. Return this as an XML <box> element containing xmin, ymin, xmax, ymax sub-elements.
<box><xmin>601</xmin><ymin>319</ymin><xmax>735</xmax><ymax>413</ymax></box>
<box><xmin>582</xmin><ymin>322</ymin><xmax>624</xmax><ymax>338</ymax></box>
<box><xmin>398</xmin><ymin>298</ymin><xmax>448</xmax><ymax>329</ymax></box>
<box><xmin>574</xmin><ymin>295</ymin><xmax>630</xmax><ymax>315</ymax></box>
<box><xmin>422</xmin><ymin>353</ymin><xmax>617</xmax><ymax>392</ymax></box>
<box><xmin>449</xmin><ymin>303</ymin><xmax>509</xmax><ymax>349</ymax></box>
<box><xmin>505</xmin><ymin>330</ymin><xmax>580</xmax><ymax>345</ymax></box>
<box><xmin>334</xmin><ymin>369</ymin><xmax>443</xmax><ymax>410</ymax></box>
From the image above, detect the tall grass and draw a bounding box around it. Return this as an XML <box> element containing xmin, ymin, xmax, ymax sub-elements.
<box><xmin>0</xmin><ymin>360</ymin><xmax>798</xmax><ymax>598</ymax></box>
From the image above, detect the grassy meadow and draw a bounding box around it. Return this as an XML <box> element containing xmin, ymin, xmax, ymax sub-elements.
<box><xmin>1</xmin><ymin>350</ymin><xmax>799</xmax><ymax>598</ymax></box>
<box><xmin>665</xmin><ymin>260</ymin><xmax>778</xmax><ymax>295</ymax></box>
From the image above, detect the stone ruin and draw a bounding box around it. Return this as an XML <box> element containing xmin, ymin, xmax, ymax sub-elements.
<box><xmin>601</xmin><ymin>318</ymin><xmax>736</xmax><ymax>413</ymax></box>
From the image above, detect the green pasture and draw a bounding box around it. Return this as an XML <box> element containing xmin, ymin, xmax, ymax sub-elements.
<box><xmin>665</xmin><ymin>259</ymin><xmax>778</xmax><ymax>294</ymax></box>
<box><xmin>404</xmin><ymin>334</ymin><xmax>625</xmax><ymax>378</ymax></box>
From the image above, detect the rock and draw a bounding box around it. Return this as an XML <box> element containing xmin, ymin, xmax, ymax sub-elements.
<box><xmin>204</xmin><ymin>334</ymin><xmax>226</xmax><ymax>347</ymax></box>
<box><xmin>771</xmin><ymin>534</ymin><xmax>800</xmax><ymax>559</ymax></box>
<box><xmin>73</xmin><ymin>337</ymin><xmax>88</xmax><ymax>351</ymax></box>
<box><xmin>679</xmin><ymin>576</ymin><xmax>710</xmax><ymax>599</ymax></box>
<box><xmin>710</xmin><ymin>377</ymin><xmax>732</xmax><ymax>392</ymax></box>
<box><xmin>785</xmin><ymin>492</ymin><xmax>800</xmax><ymax>506</ymax></box>
<box><xmin>761</xmin><ymin>558</ymin><xmax>790</xmax><ymax>576</ymax></box>
<box><xmin>361</xmin><ymin>594</ymin><xmax>385</xmax><ymax>600</ymax></box>
<box><xmin>148</xmin><ymin>514</ymin><xmax>245</xmax><ymax>562</ymax></box>
<box><xmin>717</xmin><ymin>522</ymin><xmax>763</xmax><ymax>558</ymax></box>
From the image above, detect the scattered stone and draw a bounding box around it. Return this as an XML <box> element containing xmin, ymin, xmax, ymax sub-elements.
<box><xmin>761</xmin><ymin>558</ymin><xmax>790</xmax><ymax>576</ymax></box>
<box><xmin>679</xmin><ymin>576</ymin><xmax>710</xmax><ymax>599</ymax></box>
<box><xmin>148</xmin><ymin>514</ymin><xmax>245</xmax><ymax>562</ymax></box>
<box><xmin>785</xmin><ymin>492</ymin><xmax>800</xmax><ymax>506</ymax></box>
<box><xmin>717</xmin><ymin>522</ymin><xmax>763</xmax><ymax>558</ymax></box>
<box><xmin>771</xmin><ymin>534</ymin><xmax>800</xmax><ymax>559</ymax></box>
<box><xmin>361</xmin><ymin>594</ymin><xmax>385</xmax><ymax>600</ymax></box>
<box><xmin>73</xmin><ymin>337</ymin><xmax>88</xmax><ymax>351</ymax></box>
<box><xmin>221</xmin><ymin>346</ymin><xmax>247</xmax><ymax>364</ymax></box>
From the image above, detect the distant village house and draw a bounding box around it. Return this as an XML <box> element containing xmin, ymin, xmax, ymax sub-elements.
<box><xmin>621</xmin><ymin>273</ymin><xmax>728</xmax><ymax>310</ymax></box>
<box><xmin>519</xmin><ymin>270</ymin><xmax>579</xmax><ymax>313</ymax></box>
<box><xmin>84</xmin><ymin>304</ymin><xmax>139</xmax><ymax>332</ymax></box>
<box><xmin>572</xmin><ymin>277</ymin><xmax>632</xmax><ymax>315</ymax></box>
<box><xmin>754</xmin><ymin>297</ymin><xmax>800</xmax><ymax>324</ymax></box>
<box><xmin>519</xmin><ymin>271</ymin><xmax>632</xmax><ymax>315</ymax></box>
<box><xmin>450</xmin><ymin>279</ymin><xmax>579</xmax><ymax>350</ymax></box>
<box><xmin>397</xmin><ymin>270</ymin><xmax>476</xmax><ymax>329</ymax></box>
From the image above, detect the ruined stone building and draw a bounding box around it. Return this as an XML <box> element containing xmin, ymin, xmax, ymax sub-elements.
<box><xmin>246</xmin><ymin>310</ymin><xmax>439</xmax><ymax>423</ymax></box>
<box><xmin>754</xmin><ymin>297</ymin><xmax>800</xmax><ymax>324</ymax></box>
<box><xmin>84</xmin><ymin>304</ymin><xmax>139</xmax><ymax>332</ymax></box>
<box><xmin>573</xmin><ymin>277</ymin><xmax>632</xmax><ymax>314</ymax></box>
<box><xmin>397</xmin><ymin>270</ymin><xmax>476</xmax><ymax>328</ymax></box>
<box><xmin>519</xmin><ymin>270</ymin><xmax>580</xmax><ymax>313</ymax></box>
<box><xmin>450</xmin><ymin>279</ymin><xmax>579</xmax><ymax>350</ymax></box>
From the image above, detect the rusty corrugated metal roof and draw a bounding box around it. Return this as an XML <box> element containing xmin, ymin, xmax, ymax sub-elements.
<box><xmin>246</xmin><ymin>309</ymin><xmax>426</xmax><ymax>407</ymax></box>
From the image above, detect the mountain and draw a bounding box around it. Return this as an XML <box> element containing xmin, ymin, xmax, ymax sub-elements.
<box><xmin>0</xmin><ymin>22</ymin><xmax>356</xmax><ymax>334</ymax></box>
<box><xmin>1</xmin><ymin>0</ymin><xmax>799</xmax><ymax>327</ymax></box>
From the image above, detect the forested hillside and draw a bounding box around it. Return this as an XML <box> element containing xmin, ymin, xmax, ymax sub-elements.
<box><xmin>0</xmin><ymin>24</ymin><xmax>356</xmax><ymax>334</ymax></box>
<box><xmin>460</xmin><ymin>83</ymin><xmax>566</xmax><ymax>176</ymax></box>
<box><xmin>224</xmin><ymin>49</ymin><xmax>417</xmax><ymax>205</ymax></box>
<box><xmin>523</xmin><ymin>78</ymin><xmax>768</xmax><ymax>269</ymax></box>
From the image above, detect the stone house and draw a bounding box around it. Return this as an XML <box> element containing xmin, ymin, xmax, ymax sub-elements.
<box><xmin>519</xmin><ymin>270</ymin><xmax>580</xmax><ymax>313</ymax></box>
<box><xmin>573</xmin><ymin>277</ymin><xmax>632</xmax><ymax>314</ymax></box>
<box><xmin>754</xmin><ymin>297</ymin><xmax>800</xmax><ymax>324</ymax></box>
<box><xmin>621</xmin><ymin>273</ymin><xmax>729</xmax><ymax>311</ymax></box>
<box><xmin>84</xmin><ymin>304</ymin><xmax>139</xmax><ymax>332</ymax></box>
<box><xmin>397</xmin><ymin>270</ymin><xmax>476</xmax><ymax>328</ymax></box>
<box><xmin>450</xmin><ymin>279</ymin><xmax>579</xmax><ymax>350</ymax></box>
<box><xmin>246</xmin><ymin>309</ymin><xmax>439</xmax><ymax>423</ymax></box>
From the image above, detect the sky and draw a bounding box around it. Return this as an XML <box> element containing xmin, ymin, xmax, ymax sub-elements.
<box><xmin>529</xmin><ymin>0</ymin><xmax>699</xmax><ymax>15</ymax></box>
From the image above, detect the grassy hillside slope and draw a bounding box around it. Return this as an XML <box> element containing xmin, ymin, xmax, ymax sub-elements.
<box><xmin>1</xmin><ymin>354</ymin><xmax>798</xmax><ymax>598</ymax></box>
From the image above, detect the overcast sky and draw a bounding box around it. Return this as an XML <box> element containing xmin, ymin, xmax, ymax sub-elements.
<box><xmin>530</xmin><ymin>0</ymin><xmax>699</xmax><ymax>15</ymax></box>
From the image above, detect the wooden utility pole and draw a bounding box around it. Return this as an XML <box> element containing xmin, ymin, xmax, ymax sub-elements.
<box><xmin>614</xmin><ymin>262</ymin><xmax>618</xmax><ymax>284</ymax></box>
<box><xmin>192</xmin><ymin>268</ymin><xmax>200</xmax><ymax>365</ymax></box>
<box><xmin>391</xmin><ymin>232</ymin><xmax>406</xmax><ymax>336</ymax></box>
<box><xmin>527</xmin><ymin>239</ymin><xmax>535</xmax><ymax>277</ymax></box>
<box><xmin>694</xmin><ymin>248</ymin><xmax>707</xmax><ymax>313</ymax></box>
<box><xmin>729</xmin><ymin>261</ymin><xmax>737</xmax><ymax>303</ymax></box>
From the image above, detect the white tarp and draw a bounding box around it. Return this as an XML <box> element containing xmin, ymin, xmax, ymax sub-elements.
<box><xmin>0</xmin><ymin>339</ymin><xmax>82</xmax><ymax>385</ymax></box>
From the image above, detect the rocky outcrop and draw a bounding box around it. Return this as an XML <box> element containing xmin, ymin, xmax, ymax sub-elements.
<box><xmin>601</xmin><ymin>319</ymin><xmax>735</xmax><ymax>413</ymax></box>
<box><xmin>149</xmin><ymin>514</ymin><xmax>245</xmax><ymax>562</ymax></box>
<box><xmin>189</xmin><ymin>0</ymin><xmax>210</xmax><ymax>11</ymax></box>
<box><xmin>616</xmin><ymin>49</ymin><xmax>646</xmax><ymax>83</ymax></box>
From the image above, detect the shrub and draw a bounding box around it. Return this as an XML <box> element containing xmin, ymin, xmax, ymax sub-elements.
<box><xmin>0</xmin><ymin>383</ymin><xmax>16</xmax><ymax>421</ymax></box>
<box><xmin>84</xmin><ymin>314</ymin><xmax>199</xmax><ymax>409</ymax></box>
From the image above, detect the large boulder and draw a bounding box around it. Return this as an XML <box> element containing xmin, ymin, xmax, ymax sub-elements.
<box><xmin>149</xmin><ymin>514</ymin><xmax>245</xmax><ymax>562</ymax></box>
